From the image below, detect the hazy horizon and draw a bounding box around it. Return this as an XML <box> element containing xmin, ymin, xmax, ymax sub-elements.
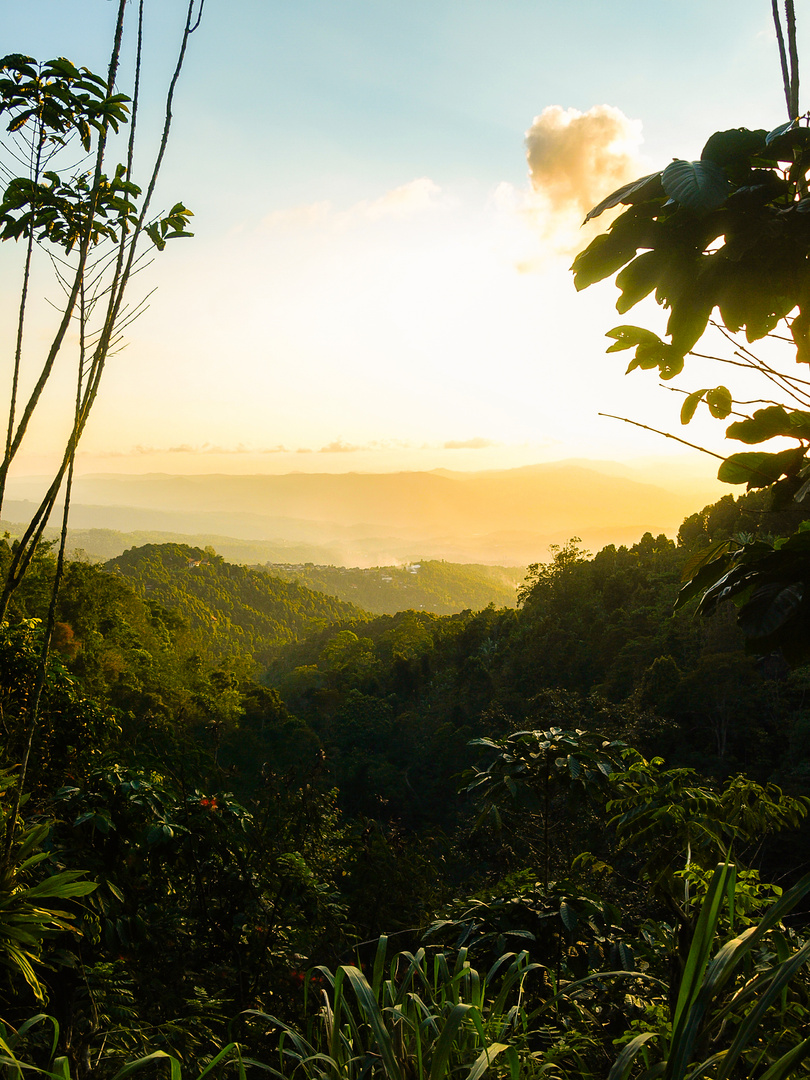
<box><xmin>3</xmin><ymin>457</ymin><xmax>729</xmax><ymax>568</ymax></box>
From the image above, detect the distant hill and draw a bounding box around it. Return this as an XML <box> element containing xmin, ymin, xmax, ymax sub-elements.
<box><xmin>261</xmin><ymin>560</ymin><xmax>524</xmax><ymax>615</ymax></box>
<box><xmin>6</xmin><ymin>460</ymin><xmax>723</xmax><ymax>565</ymax></box>
<box><xmin>105</xmin><ymin>543</ymin><xmax>364</xmax><ymax>665</ymax></box>
<box><xmin>0</xmin><ymin>520</ymin><xmax>347</xmax><ymax>567</ymax></box>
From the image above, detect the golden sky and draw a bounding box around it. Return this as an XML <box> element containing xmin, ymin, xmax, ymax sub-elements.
<box><xmin>0</xmin><ymin>0</ymin><xmax>797</xmax><ymax>491</ymax></box>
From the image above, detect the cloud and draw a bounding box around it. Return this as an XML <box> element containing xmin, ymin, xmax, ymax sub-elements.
<box><xmin>443</xmin><ymin>437</ymin><xmax>497</xmax><ymax>450</ymax></box>
<box><xmin>503</xmin><ymin>104</ymin><xmax>646</xmax><ymax>264</ymax></box>
<box><xmin>314</xmin><ymin>438</ymin><xmax>415</xmax><ymax>454</ymax></box>
<box><xmin>525</xmin><ymin>104</ymin><xmax>644</xmax><ymax>219</ymax></box>
<box><xmin>96</xmin><ymin>437</ymin><xmax>507</xmax><ymax>461</ymax></box>
<box><xmin>317</xmin><ymin>439</ymin><xmax>366</xmax><ymax>454</ymax></box>
<box><xmin>126</xmin><ymin>443</ymin><xmax>291</xmax><ymax>455</ymax></box>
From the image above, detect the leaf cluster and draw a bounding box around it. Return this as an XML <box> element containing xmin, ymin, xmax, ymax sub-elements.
<box><xmin>0</xmin><ymin>54</ymin><xmax>128</xmax><ymax>151</ymax></box>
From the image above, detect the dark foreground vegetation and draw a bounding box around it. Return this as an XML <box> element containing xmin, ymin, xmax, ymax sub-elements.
<box><xmin>4</xmin><ymin>479</ymin><xmax>810</xmax><ymax>1078</ymax></box>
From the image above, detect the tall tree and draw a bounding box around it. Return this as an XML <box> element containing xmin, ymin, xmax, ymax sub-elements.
<box><xmin>0</xmin><ymin>1</ymin><xmax>202</xmax><ymax>854</ymax></box>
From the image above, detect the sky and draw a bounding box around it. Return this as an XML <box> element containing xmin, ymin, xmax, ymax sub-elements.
<box><xmin>0</xmin><ymin>0</ymin><xmax>802</xmax><ymax>484</ymax></box>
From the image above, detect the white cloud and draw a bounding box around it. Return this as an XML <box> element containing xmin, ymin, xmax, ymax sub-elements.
<box><xmin>526</xmin><ymin>104</ymin><xmax>645</xmax><ymax>217</ymax></box>
<box><xmin>512</xmin><ymin>104</ymin><xmax>647</xmax><ymax>261</ymax></box>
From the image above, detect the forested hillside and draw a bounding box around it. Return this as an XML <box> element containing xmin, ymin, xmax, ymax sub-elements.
<box><xmin>105</xmin><ymin>543</ymin><xmax>364</xmax><ymax>666</ymax></box>
<box><xmin>5</xmin><ymin>478</ymin><xmax>810</xmax><ymax>1075</ymax></box>
<box><xmin>260</xmin><ymin>559</ymin><xmax>522</xmax><ymax>615</ymax></box>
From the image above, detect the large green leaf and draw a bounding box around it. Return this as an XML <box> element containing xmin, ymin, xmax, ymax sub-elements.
<box><xmin>604</xmin><ymin>325</ymin><xmax>678</xmax><ymax>375</ymax></box>
<box><xmin>607</xmin><ymin>1032</ymin><xmax>660</xmax><ymax>1080</ymax></box>
<box><xmin>342</xmin><ymin>965</ymin><xmax>404</xmax><ymax>1080</ymax></box>
<box><xmin>700</xmin><ymin>128</ymin><xmax>768</xmax><ymax>168</ymax></box>
<box><xmin>680</xmin><ymin>389</ymin><xmax>709</xmax><ymax>425</ymax></box>
<box><xmin>674</xmin><ymin>547</ymin><xmax>736</xmax><ymax>610</ymax></box>
<box><xmin>765</xmin><ymin>119</ymin><xmax>798</xmax><ymax>146</ymax></box>
<box><xmin>706</xmin><ymin>386</ymin><xmax>732</xmax><ymax>419</ymax></box>
<box><xmin>680</xmin><ymin>387</ymin><xmax>731</xmax><ymax>424</ymax></box>
<box><xmin>726</xmin><ymin>406</ymin><xmax>794</xmax><ymax>444</ymax></box>
<box><xmin>605</xmin><ymin>325</ymin><xmax>664</xmax><ymax>353</ymax></box>
<box><xmin>763</xmin><ymin>121</ymin><xmax>810</xmax><ymax>161</ymax></box>
<box><xmin>465</xmin><ymin>1043</ymin><xmax>509</xmax><ymax>1080</ymax></box>
<box><xmin>571</xmin><ymin>232</ymin><xmax>639</xmax><ymax>291</ymax></box>
<box><xmin>717</xmin><ymin>448</ymin><xmax>805</xmax><ymax>489</ymax></box>
<box><xmin>757</xmin><ymin>1038</ymin><xmax>810</xmax><ymax>1080</ymax></box>
<box><xmin>615</xmin><ymin>251</ymin><xmax>666</xmax><ymax>314</ymax></box>
<box><xmin>666</xmin><ymin>862</ymin><xmax>736</xmax><ymax>1079</ymax></box>
<box><xmin>662</xmin><ymin>160</ymin><xmax>730</xmax><ymax>212</ymax></box>
<box><xmin>666</xmin><ymin>285</ymin><xmax>714</xmax><ymax>355</ymax></box>
<box><xmin>727</xmin><ymin>406</ymin><xmax>810</xmax><ymax>444</ymax></box>
<box><xmin>584</xmin><ymin>172</ymin><xmax>664</xmax><ymax>223</ymax></box>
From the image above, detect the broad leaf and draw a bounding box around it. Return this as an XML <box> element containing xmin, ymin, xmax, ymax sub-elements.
<box><xmin>675</xmin><ymin>548</ymin><xmax>736</xmax><ymax>610</ymax></box>
<box><xmin>584</xmin><ymin>172</ymin><xmax>663</xmax><ymax>223</ymax></box>
<box><xmin>706</xmin><ymin>386</ymin><xmax>732</xmax><ymax>419</ymax></box>
<box><xmin>571</xmin><ymin>232</ymin><xmax>640</xmax><ymax>291</ymax></box>
<box><xmin>681</xmin><ymin>389</ymin><xmax>709</xmax><ymax>425</ymax></box>
<box><xmin>701</xmin><ymin>127</ymin><xmax>767</xmax><ymax>168</ymax></box>
<box><xmin>559</xmin><ymin>901</ymin><xmax>577</xmax><ymax>933</ymax></box>
<box><xmin>726</xmin><ymin>406</ymin><xmax>799</xmax><ymax>444</ymax></box>
<box><xmin>763</xmin><ymin>122</ymin><xmax>810</xmax><ymax>161</ymax></box>
<box><xmin>605</xmin><ymin>325</ymin><xmax>664</xmax><ymax>353</ymax></box>
<box><xmin>662</xmin><ymin>159</ymin><xmax>730</xmax><ymax>212</ymax></box>
<box><xmin>667</xmin><ymin>293</ymin><xmax>713</xmax><ymax>356</ymax></box>
<box><xmin>717</xmin><ymin>447</ymin><xmax>805</xmax><ymax>489</ymax></box>
<box><xmin>615</xmin><ymin>251</ymin><xmax>665</xmax><ymax>314</ymax></box>
<box><xmin>765</xmin><ymin>119</ymin><xmax>798</xmax><ymax>145</ymax></box>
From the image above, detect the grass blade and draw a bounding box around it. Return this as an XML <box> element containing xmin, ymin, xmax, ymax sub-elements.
<box><xmin>757</xmin><ymin>1037</ymin><xmax>810</xmax><ymax>1080</ymax></box>
<box><xmin>666</xmin><ymin>862</ymin><xmax>735</xmax><ymax>1080</ymax></box>
<box><xmin>428</xmin><ymin>1003</ymin><xmax>475</xmax><ymax>1080</ymax></box>
<box><xmin>465</xmin><ymin>1042</ymin><xmax>508</xmax><ymax>1080</ymax></box>
<box><xmin>343</xmin><ymin>965</ymin><xmax>404</xmax><ymax>1080</ymax></box>
<box><xmin>607</xmin><ymin>1032</ymin><xmax>660</xmax><ymax>1080</ymax></box>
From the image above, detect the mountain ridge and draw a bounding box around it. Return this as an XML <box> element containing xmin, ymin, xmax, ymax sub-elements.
<box><xmin>4</xmin><ymin>461</ymin><xmax>720</xmax><ymax>565</ymax></box>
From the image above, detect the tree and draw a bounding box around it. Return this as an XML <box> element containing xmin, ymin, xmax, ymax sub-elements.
<box><xmin>572</xmin><ymin>2</ymin><xmax>810</xmax><ymax>663</ymax></box>
<box><xmin>0</xmin><ymin>3</ymin><xmax>203</xmax><ymax>852</ymax></box>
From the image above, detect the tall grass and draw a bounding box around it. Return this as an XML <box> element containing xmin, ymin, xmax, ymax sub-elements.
<box><xmin>250</xmin><ymin>936</ymin><xmax>539</xmax><ymax>1080</ymax></box>
<box><xmin>0</xmin><ymin>1012</ymin><xmax>247</xmax><ymax>1079</ymax></box>
<box><xmin>608</xmin><ymin>863</ymin><xmax>810</xmax><ymax>1080</ymax></box>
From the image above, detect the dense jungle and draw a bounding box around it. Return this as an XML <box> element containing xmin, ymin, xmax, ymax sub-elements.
<box><xmin>4</xmin><ymin>480</ymin><xmax>810</xmax><ymax>1079</ymax></box>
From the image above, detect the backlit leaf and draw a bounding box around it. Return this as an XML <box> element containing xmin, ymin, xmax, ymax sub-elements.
<box><xmin>662</xmin><ymin>159</ymin><xmax>730</xmax><ymax>212</ymax></box>
<box><xmin>726</xmin><ymin>406</ymin><xmax>795</xmax><ymax>444</ymax></box>
<box><xmin>706</xmin><ymin>386</ymin><xmax>732</xmax><ymax>419</ymax></box>
<box><xmin>717</xmin><ymin>448</ymin><xmax>804</xmax><ymax>489</ymax></box>
<box><xmin>571</xmin><ymin>233</ymin><xmax>638</xmax><ymax>291</ymax></box>
<box><xmin>605</xmin><ymin>325</ymin><xmax>664</xmax><ymax>353</ymax></box>
<box><xmin>701</xmin><ymin>128</ymin><xmax>768</xmax><ymax>167</ymax></box>
<box><xmin>615</xmin><ymin>251</ymin><xmax>664</xmax><ymax>314</ymax></box>
<box><xmin>681</xmin><ymin>389</ymin><xmax>708</xmax><ymax>425</ymax></box>
<box><xmin>584</xmin><ymin>172</ymin><xmax>663</xmax><ymax>223</ymax></box>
